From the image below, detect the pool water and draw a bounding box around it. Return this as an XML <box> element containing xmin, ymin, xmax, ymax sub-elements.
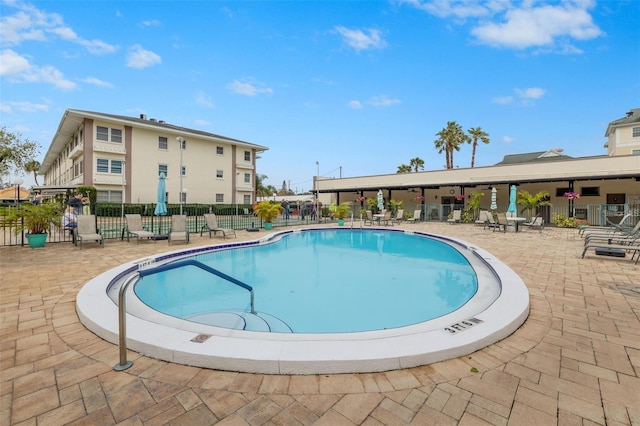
<box><xmin>134</xmin><ymin>230</ymin><xmax>478</xmax><ymax>333</ymax></box>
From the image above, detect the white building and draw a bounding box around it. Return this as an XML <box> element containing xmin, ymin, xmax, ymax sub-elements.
<box><xmin>39</xmin><ymin>109</ymin><xmax>267</xmax><ymax>204</ymax></box>
<box><xmin>604</xmin><ymin>108</ymin><xmax>640</xmax><ymax>156</ymax></box>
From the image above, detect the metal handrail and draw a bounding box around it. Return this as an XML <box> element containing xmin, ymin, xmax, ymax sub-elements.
<box><xmin>113</xmin><ymin>259</ymin><xmax>255</xmax><ymax>371</ymax></box>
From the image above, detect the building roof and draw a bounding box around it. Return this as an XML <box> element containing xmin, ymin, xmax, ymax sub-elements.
<box><xmin>0</xmin><ymin>185</ymin><xmax>30</xmax><ymax>202</ymax></box>
<box><xmin>40</xmin><ymin>109</ymin><xmax>269</xmax><ymax>172</ymax></box>
<box><xmin>494</xmin><ymin>148</ymin><xmax>573</xmax><ymax>165</ymax></box>
<box><xmin>604</xmin><ymin>108</ymin><xmax>640</xmax><ymax>137</ymax></box>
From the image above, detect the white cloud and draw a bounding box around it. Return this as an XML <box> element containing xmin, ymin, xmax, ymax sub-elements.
<box><xmin>193</xmin><ymin>119</ymin><xmax>210</xmax><ymax>126</ymax></box>
<box><xmin>0</xmin><ymin>1</ymin><xmax>118</xmax><ymax>54</ymax></box>
<box><xmin>227</xmin><ymin>78</ymin><xmax>274</xmax><ymax>96</ymax></box>
<box><xmin>196</xmin><ymin>92</ymin><xmax>215</xmax><ymax>108</ymax></box>
<box><xmin>334</xmin><ymin>26</ymin><xmax>387</xmax><ymax>52</ymax></box>
<box><xmin>140</xmin><ymin>19</ymin><xmax>161</xmax><ymax>28</ymax></box>
<box><xmin>0</xmin><ymin>100</ymin><xmax>49</xmax><ymax>113</ymax></box>
<box><xmin>403</xmin><ymin>0</ymin><xmax>603</xmax><ymax>53</ymax></box>
<box><xmin>126</xmin><ymin>44</ymin><xmax>161</xmax><ymax>69</ymax></box>
<box><xmin>494</xmin><ymin>87</ymin><xmax>546</xmax><ymax>106</ymax></box>
<box><xmin>348</xmin><ymin>100</ymin><xmax>363</xmax><ymax>109</ymax></box>
<box><xmin>0</xmin><ymin>49</ymin><xmax>75</xmax><ymax>89</ymax></box>
<box><xmin>491</xmin><ymin>96</ymin><xmax>513</xmax><ymax>105</ymax></box>
<box><xmin>515</xmin><ymin>87</ymin><xmax>546</xmax><ymax>100</ymax></box>
<box><xmin>502</xmin><ymin>135</ymin><xmax>515</xmax><ymax>144</ymax></box>
<box><xmin>82</xmin><ymin>77</ymin><xmax>114</xmax><ymax>88</ymax></box>
<box><xmin>368</xmin><ymin>95</ymin><xmax>401</xmax><ymax>107</ymax></box>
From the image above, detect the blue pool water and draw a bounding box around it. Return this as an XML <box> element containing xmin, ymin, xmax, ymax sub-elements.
<box><xmin>134</xmin><ymin>229</ymin><xmax>478</xmax><ymax>333</ymax></box>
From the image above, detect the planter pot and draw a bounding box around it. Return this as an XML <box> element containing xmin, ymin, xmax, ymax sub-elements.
<box><xmin>337</xmin><ymin>219</ymin><xmax>345</xmax><ymax>226</ymax></box>
<box><xmin>264</xmin><ymin>222</ymin><xmax>273</xmax><ymax>230</ymax></box>
<box><xmin>26</xmin><ymin>233</ymin><xmax>47</xmax><ymax>248</ymax></box>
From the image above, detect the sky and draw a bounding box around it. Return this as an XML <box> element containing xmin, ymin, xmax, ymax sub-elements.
<box><xmin>1</xmin><ymin>0</ymin><xmax>639</xmax><ymax>193</ymax></box>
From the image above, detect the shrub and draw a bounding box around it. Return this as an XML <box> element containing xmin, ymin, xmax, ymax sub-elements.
<box><xmin>553</xmin><ymin>213</ymin><xmax>578</xmax><ymax>228</ymax></box>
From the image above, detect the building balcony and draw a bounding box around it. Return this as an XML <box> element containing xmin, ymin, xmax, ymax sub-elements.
<box><xmin>69</xmin><ymin>143</ymin><xmax>84</xmax><ymax>160</ymax></box>
<box><xmin>93</xmin><ymin>143</ymin><xmax>126</xmax><ymax>155</ymax></box>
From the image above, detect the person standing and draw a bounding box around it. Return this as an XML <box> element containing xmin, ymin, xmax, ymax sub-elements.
<box><xmin>68</xmin><ymin>193</ymin><xmax>83</xmax><ymax>215</ymax></box>
<box><xmin>82</xmin><ymin>197</ymin><xmax>90</xmax><ymax>215</ymax></box>
<box><xmin>281</xmin><ymin>199</ymin><xmax>290</xmax><ymax>220</ymax></box>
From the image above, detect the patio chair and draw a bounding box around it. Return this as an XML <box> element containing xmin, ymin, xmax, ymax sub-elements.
<box><xmin>124</xmin><ymin>214</ymin><xmax>155</xmax><ymax>244</ymax></box>
<box><xmin>363</xmin><ymin>210</ymin><xmax>374</xmax><ymax>226</ymax></box>
<box><xmin>379</xmin><ymin>210</ymin><xmax>392</xmax><ymax>226</ymax></box>
<box><xmin>447</xmin><ymin>209</ymin><xmax>461</xmax><ymax>224</ymax></box>
<box><xmin>521</xmin><ymin>215</ymin><xmax>544</xmax><ymax>232</ymax></box>
<box><xmin>74</xmin><ymin>215</ymin><xmax>104</xmax><ymax>249</ymax></box>
<box><xmin>201</xmin><ymin>213</ymin><xmax>236</xmax><ymax>239</ymax></box>
<box><xmin>168</xmin><ymin>215</ymin><xmax>189</xmax><ymax>245</ymax></box>
<box><xmin>494</xmin><ymin>212</ymin><xmax>510</xmax><ymax>233</ymax></box>
<box><xmin>475</xmin><ymin>210</ymin><xmax>488</xmax><ymax>227</ymax></box>
<box><xmin>390</xmin><ymin>209</ymin><xmax>404</xmax><ymax>225</ymax></box>
<box><xmin>483</xmin><ymin>211</ymin><xmax>500</xmax><ymax>231</ymax></box>
<box><xmin>406</xmin><ymin>210</ymin><xmax>421</xmax><ymax>222</ymax></box>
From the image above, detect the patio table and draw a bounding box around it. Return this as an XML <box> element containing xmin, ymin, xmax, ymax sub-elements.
<box><xmin>506</xmin><ymin>217</ymin><xmax>527</xmax><ymax>232</ymax></box>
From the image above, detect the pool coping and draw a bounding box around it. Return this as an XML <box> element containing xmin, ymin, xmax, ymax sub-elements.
<box><xmin>76</xmin><ymin>227</ymin><xmax>530</xmax><ymax>374</ymax></box>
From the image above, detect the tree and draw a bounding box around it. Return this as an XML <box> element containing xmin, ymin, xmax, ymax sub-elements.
<box><xmin>435</xmin><ymin>121</ymin><xmax>469</xmax><ymax>169</ymax></box>
<box><xmin>396</xmin><ymin>164</ymin><xmax>412</xmax><ymax>173</ymax></box>
<box><xmin>467</xmin><ymin>127</ymin><xmax>490</xmax><ymax>168</ymax></box>
<box><xmin>409</xmin><ymin>157</ymin><xmax>425</xmax><ymax>172</ymax></box>
<box><xmin>255</xmin><ymin>174</ymin><xmax>269</xmax><ymax>198</ymax></box>
<box><xmin>517</xmin><ymin>190</ymin><xmax>551</xmax><ymax>216</ymax></box>
<box><xmin>24</xmin><ymin>160</ymin><xmax>41</xmax><ymax>186</ymax></box>
<box><xmin>0</xmin><ymin>126</ymin><xmax>40</xmax><ymax>185</ymax></box>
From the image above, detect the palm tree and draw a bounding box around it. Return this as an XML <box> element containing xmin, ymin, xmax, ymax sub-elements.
<box><xmin>409</xmin><ymin>157</ymin><xmax>425</xmax><ymax>172</ymax></box>
<box><xmin>435</xmin><ymin>121</ymin><xmax>468</xmax><ymax>169</ymax></box>
<box><xmin>517</xmin><ymin>190</ymin><xmax>551</xmax><ymax>217</ymax></box>
<box><xmin>396</xmin><ymin>164</ymin><xmax>412</xmax><ymax>173</ymax></box>
<box><xmin>24</xmin><ymin>160</ymin><xmax>41</xmax><ymax>186</ymax></box>
<box><xmin>255</xmin><ymin>174</ymin><xmax>269</xmax><ymax>198</ymax></box>
<box><xmin>467</xmin><ymin>127</ymin><xmax>490</xmax><ymax>168</ymax></box>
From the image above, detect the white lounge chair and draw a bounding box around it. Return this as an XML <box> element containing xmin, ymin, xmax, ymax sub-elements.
<box><xmin>406</xmin><ymin>210</ymin><xmax>421</xmax><ymax>222</ymax></box>
<box><xmin>390</xmin><ymin>209</ymin><xmax>404</xmax><ymax>225</ymax></box>
<box><xmin>74</xmin><ymin>215</ymin><xmax>104</xmax><ymax>249</ymax></box>
<box><xmin>475</xmin><ymin>210</ymin><xmax>488</xmax><ymax>227</ymax></box>
<box><xmin>201</xmin><ymin>213</ymin><xmax>236</xmax><ymax>239</ymax></box>
<box><xmin>125</xmin><ymin>214</ymin><xmax>155</xmax><ymax>243</ymax></box>
<box><xmin>579</xmin><ymin>213</ymin><xmax>632</xmax><ymax>237</ymax></box>
<box><xmin>447</xmin><ymin>210</ymin><xmax>461</xmax><ymax>224</ymax></box>
<box><xmin>168</xmin><ymin>215</ymin><xmax>189</xmax><ymax>245</ymax></box>
<box><xmin>521</xmin><ymin>215</ymin><xmax>544</xmax><ymax>232</ymax></box>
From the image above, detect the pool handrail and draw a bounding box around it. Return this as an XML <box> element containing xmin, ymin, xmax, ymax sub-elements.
<box><xmin>114</xmin><ymin>259</ymin><xmax>256</xmax><ymax>372</ymax></box>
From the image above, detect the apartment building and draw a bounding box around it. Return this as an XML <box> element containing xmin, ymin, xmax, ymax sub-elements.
<box><xmin>604</xmin><ymin>108</ymin><xmax>640</xmax><ymax>156</ymax></box>
<box><xmin>39</xmin><ymin>109</ymin><xmax>267</xmax><ymax>204</ymax></box>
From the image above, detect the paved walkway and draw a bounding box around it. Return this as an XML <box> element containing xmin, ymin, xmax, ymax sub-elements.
<box><xmin>1</xmin><ymin>222</ymin><xmax>639</xmax><ymax>425</ymax></box>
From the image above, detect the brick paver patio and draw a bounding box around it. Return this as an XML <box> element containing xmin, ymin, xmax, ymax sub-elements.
<box><xmin>1</xmin><ymin>222</ymin><xmax>639</xmax><ymax>425</ymax></box>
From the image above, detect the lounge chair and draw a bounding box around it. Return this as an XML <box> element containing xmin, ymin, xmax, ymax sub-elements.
<box><xmin>363</xmin><ymin>210</ymin><xmax>374</xmax><ymax>226</ymax></box>
<box><xmin>521</xmin><ymin>215</ymin><xmax>544</xmax><ymax>232</ymax></box>
<box><xmin>200</xmin><ymin>213</ymin><xmax>236</xmax><ymax>239</ymax></box>
<box><xmin>168</xmin><ymin>215</ymin><xmax>189</xmax><ymax>245</ymax></box>
<box><xmin>390</xmin><ymin>209</ymin><xmax>404</xmax><ymax>225</ymax></box>
<box><xmin>579</xmin><ymin>213</ymin><xmax>632</xmax><ymax>236</ymax></box>
<box><xmin>482</xmin><ymin>211</ymin><xmax>500</xmax><ymax>231</ymax></box>
<box><xmin>380</xmin><ymin>210</ymin><xmax>392</xmax><ymax>226</ymax></box>
<box><xmin>124</xmin><ymin>214</ymin><xmax>155</xmax><ymax>243</ymax></box>
<box><xmin>447</xmin><ymin>209</ymin><xmax>461</xmax><ymax>224</ymax></box>
<box><xmin>583</xmin><ymin>221</ymin><xmax>640</xmax><ymax>243</ymax></box>
<box><xmin>74</xmin><ymin>215</ymin><xmax>104</xmax><ymax>249</ymax></box>
<box><xmin>581</xmin><ymin>242</ymin><xmax>640</xmax><ymax>264</ymax></box>
<box><xmin>475</xmin><ymin>210</ymin><xmax>488</xmax><ymax>227</ymax></box>
<box><xmin>406</xmin><ymin>210</ymin><xmax>421</xmax><ymax>222</ymax></box>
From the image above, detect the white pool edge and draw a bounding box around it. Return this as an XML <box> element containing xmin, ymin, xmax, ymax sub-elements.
<box><xmin>76</xmin><ymin>228</ymin><xmax>530</xmax><ymax>374</ymax></box>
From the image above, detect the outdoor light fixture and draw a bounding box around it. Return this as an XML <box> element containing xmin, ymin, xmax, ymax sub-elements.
<box><xmin>176</xmin><ymin>137</ymin><xmax>185</xmax><ymax>215</ymax></box>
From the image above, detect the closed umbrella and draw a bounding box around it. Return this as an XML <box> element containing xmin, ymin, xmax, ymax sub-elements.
<box><xmin>490</xmin><ymin>187</ymin><xmax>497</xmax><ymax>211</ymax></box>
<box><xmin>507</xmin><ymin>185</ymin><xmax>517</xmax><ymax>216</ymax></box>
<box><xmin>154</xmin><ymin>172</ymin><xmax>167</xmax><ymax>236</ymax></box>
<box><xmin>377</xmin><ymin>190</ymin><xmax>384</xmax><ymax>212</ymax></box>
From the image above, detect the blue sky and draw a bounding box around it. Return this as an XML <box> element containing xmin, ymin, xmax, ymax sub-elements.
<box><xmin>1</xmin><ymin>0</ymin><xmax>639</xmax><ymax>192</ymax></box>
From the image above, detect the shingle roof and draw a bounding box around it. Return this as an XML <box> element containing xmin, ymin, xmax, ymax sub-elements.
<box><xmin>494</xmin><ymin>148</ymin><xmax>572</xmax><ymax>165</ymax></box>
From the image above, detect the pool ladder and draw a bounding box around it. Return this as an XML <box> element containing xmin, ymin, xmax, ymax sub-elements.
<box><xmin>114</xmin><ymin>259</ymin><xmax>255</xmax><ymax>371</ymax></box>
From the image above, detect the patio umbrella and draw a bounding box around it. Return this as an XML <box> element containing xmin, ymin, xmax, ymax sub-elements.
<box><xmin>154</xmin><ymin>172</ymin><xmax>167</xmax><ymax>216</ymax></box>
<box><xmin>490</xmin><ymin>187</ymin><xmax>497</xmax><ymax>211</ymax></box>
<box><xmin>507</xmin><ymin>185</ymin><xmax>517</xmax><ymax>215</ymax></box>
<box><xmin>377</xmin><ymin>190</ymin><xmax>384</xmax><ymax>211</ymax></box>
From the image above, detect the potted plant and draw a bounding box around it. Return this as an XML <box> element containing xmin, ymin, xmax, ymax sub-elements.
<box><xmin>254</xmin><ymin>201</ymin><xmax>282</xmax><ymax>230</ymax></box>
<box><xmin>332</xmin><ymin>202</ymin><xmax>351</xmax><ymax>226</ymax></box>
<box><xmin>1</xmin><ymin>202</ymin><xmax>62</xmax><ymax>248</ymax></box>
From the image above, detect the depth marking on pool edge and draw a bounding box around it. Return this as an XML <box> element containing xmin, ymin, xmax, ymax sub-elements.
<box><xmin>443</xmin><ymin>318</ymin><xmax>484</xmax><ymax>335</ymax></box>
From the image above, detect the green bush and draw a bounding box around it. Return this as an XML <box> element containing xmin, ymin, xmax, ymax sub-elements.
<box><xmin>553</xmin><ymin>213</ymin><xmax>578</xmax><ymax>228</ymax></box>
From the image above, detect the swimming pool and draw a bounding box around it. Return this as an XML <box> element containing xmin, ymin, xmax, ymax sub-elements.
<box><xmin>77</xmin><ymin>227</ymin><xmax>529</xmax><ymax>374</ymax></box>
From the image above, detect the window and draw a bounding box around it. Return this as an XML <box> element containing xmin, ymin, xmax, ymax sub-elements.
<box><xmin>216</xmin><ymin>193</ymin><xmax>224</xmax><ymax>203</ymax></box>
<box><xmin>580</xmin><ymin>187</ymin><xmax>600</xmax><ymax>196</ymax></box>
<box><xmin>216</xmin><ymin>146</ymin><xmax>223</xmax><ymax>155</ymax></box>
<box><xmin>244</xmin><ymin>173</ymin><xmax>251</xmax><ymax>183</ymax></box>
<box><xmin>159</xmin><ymin>164</ymin><xmax>168</xmax><ymax>177</ymax></box>
<box><xmin>243</xmin><ymin>195</ymin><xmax>251</xmax><ymax>204</ymax></box>
<box><xmin>244</xmin><ymin>151</ymin><xmax>251</xmax><ymax>161</ymax></box>
<box><xmin>111</xmin><ymin>129</ymin><xmax>122</xmax><ymax>143</ymax></box>
<box><xmin>97</xmin><ymin>126</ymin><xmax>109</xmax><ymax>141</ymax></box>
<box><xmin>97</xmin><ymin>159</ymin><xmax>109</xmax><ymax>173</ymax></box>
<box><xmin>555</xmin><ymin>188</ymin><xmax>571</xmax><ymax>197</ymax></box>
<box><xmin>180</xmin><ymin>192</ymin><xmax>187</xmax><ymax>203</ymax></box>
<box><xmin>111</xmin><ymin>160</ymin><xmax>123</xmax><ymax>174</ymax></box>
<box><xmin>632</xmin><ymin>149</ymin><xmax>640</xmax><ymax>155</ymax></box>
<box><xmin>633</xmin><ymin>127</ymin><xmax>640</xmax><ymax>137</ymax></box>
<box><xmin>180</xmin><ymin>166</ymin><xmax>186</xmax><ymax>176</ymax></box>
<box><xmin>158</xmin><ymin>137</ymin><xmax>168</xmax><ymax>150</ymax></box>
<box><xmin>96</xmin><ymin>190</ymin><xmax>123</xmax><ymax>203</ymax></box>
<box><xmin>216</xmin><ymin>170</ymin><xmax>224</xmax><ymax>179</ymax></box>
<box><xmin>180</xmin><ymin>139</ymin><xmax>187</xmax><ymax>150</ymax></box>
<box><xmin>97</xmin><ymin>126</ymin><xmax>122</xmax><ymax>143</ymax></box>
